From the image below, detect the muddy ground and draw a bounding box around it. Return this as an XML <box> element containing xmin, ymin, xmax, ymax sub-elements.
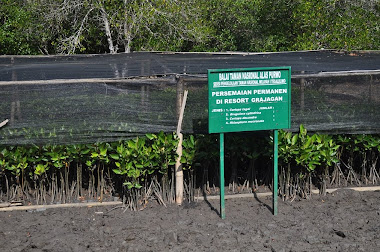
<box><xmin>0</xmin><ymin>189</ymin><xmax>379</xmax><ymax>252</ymax></box>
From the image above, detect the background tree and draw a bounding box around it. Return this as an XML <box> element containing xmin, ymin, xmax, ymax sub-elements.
<box><xmin>39</xmin><ymin>0</ymin><xmax>209</xmax><ymax>54</ymax></box>
<box><xmin>0</xmin><ymin>0</ymin><xmax>378</xmax><ymax>55</ymax></box>
<box><xmin>0</xmin><ymin>0</ymin><xmax>40</xmax><ymax>54</ymax></box>
<box><xmin>291</xmin><ymin>0</ymin><xmax>380</xmax><ymax>51</ymax></box>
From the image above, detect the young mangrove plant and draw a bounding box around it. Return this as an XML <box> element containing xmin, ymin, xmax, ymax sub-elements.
<box><xmin>0</xmin><ymin>129</ymin><xmax>378</xmax><ymax>208</ymax></box>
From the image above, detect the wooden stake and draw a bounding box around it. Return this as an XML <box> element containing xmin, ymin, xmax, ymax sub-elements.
<box><xmin>176</xmin><ymin>133</ymin><xmax>184</xmax><ymax>205</ymax></box>
<box><xmin>0</xmin><ymin>119</ymin><xmax>9</xmax><ymax>128</ymax></box>
<box><xmin>175</xmin><ymin>90</ymin><xmax>188</xmax><ymax>205</ymax></box>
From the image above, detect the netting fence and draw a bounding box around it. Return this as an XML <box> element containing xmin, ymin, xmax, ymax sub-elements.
<box><xmin>1</xmin><ymin>50</ymin><xmax>379</xmax><ymax>145</ymax></box>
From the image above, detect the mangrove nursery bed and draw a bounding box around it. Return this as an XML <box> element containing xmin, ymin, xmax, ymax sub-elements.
<box><xmin>0</xmin><ymin>189</ymin><xmax>379</xmax><ymax>252</ymax></box>
<box><xmin>1</xmin><ymin>129</ymin><xmax>379</xmax><ymax>209</ymax></box>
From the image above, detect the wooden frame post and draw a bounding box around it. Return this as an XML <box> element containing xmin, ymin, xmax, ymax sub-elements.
<box><xmin>0</xmin><ymin>119</ymin><xmax>9</xmax><ymax>128</ymax></box>
<box><xmin>175</xmin><ymin>90</ymin><xmax>188</xmax><ymax>205</ymax></box>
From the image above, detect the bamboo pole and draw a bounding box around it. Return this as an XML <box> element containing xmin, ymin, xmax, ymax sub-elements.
<box><xmin>0</xmin><ymin>119</ymin><xmax>9</xmax><ymax>128</ymax></box>
<box><xmin>0</xmin><ymin>201</ymin><xmax>122</xmax><ymax>212</ymax></box>
<box><xmin>175</xmin><ymin>89</ymin><xmax>188</xmax><ymax>205</ymax></box>
<box><xmin>175</xmin><ymin>133</ymin><xmax>184</xmax><ymax>205</ymax></box>
<box><xmin>194</xmin><ymin>186</ymin><xmax>380</xmax><ymax>201</ymax></box>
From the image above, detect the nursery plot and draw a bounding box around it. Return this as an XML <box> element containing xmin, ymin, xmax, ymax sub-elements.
<box><xmin>0</xmin><ymin>51</ymin><xmax>379</xmax><ymax>214</ymax></box>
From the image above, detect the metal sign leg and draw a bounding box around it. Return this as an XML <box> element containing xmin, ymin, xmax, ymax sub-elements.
<box><xmin>220</xmin><ymin>133</ymin><xmax>225</xmax><ymax>219</ymax></box>
<box><xmin>273</xmin><ymin>130</ymin><xmax>278</xmax><ymax>216</ymax></box>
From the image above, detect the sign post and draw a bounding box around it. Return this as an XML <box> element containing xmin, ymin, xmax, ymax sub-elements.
<box><xmin>208</xmin><ymin>67</ymin><xmax>291</xmax><ymax>218</ymax></box>
<box><xmin>220</xmin><ymin>133</ymin><xmax>225</xmax><ymax>219</ymax></box>
<box><xmin>273</xmin><ymin>129</ymin><xmax>278</xmax><ymax>216</ymax></box>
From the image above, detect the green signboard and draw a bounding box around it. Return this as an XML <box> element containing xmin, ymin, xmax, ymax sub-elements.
<box><xmin>208</xmin><ymin>67</ymin><xmax>291</xmax><ymax>133</ymax></box>
<box><xmin>208</xmin><ymin>66</ymin><xmax>291</xmax><ymax>219</ymax></box>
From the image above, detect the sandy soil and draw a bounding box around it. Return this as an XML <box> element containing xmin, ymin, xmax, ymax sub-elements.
<box><xmin>0</xmin><ymin>189</ymin><xmax>379</xmax><ymax>252</ymax></box>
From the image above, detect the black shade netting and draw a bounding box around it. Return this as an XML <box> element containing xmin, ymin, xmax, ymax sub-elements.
<box><xmin>1</xmin><ymin>51</ymin><xmax>379</xmax><ymax>81</ymax></box>
<box><xmin>0</xmin><ymin>51</ymin><xmax>379</xmax><ymax>145</ymax></box>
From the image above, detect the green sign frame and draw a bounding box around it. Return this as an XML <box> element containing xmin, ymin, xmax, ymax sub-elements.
<box><xmin>208</xmin><ymin>67</ymin><xmax>291</xmax><ymax>219</ymax></box>
<box><xmin>208</xmin><ymin>66</ymin><xmax>291</xmax><ymax>133</ymax></box>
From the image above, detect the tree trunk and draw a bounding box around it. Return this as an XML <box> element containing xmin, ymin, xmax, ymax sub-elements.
<box><xmin>123</xmin><ymin>5</ymin><xmax>133</xmax><ymax>53</ymax></box>
<box><xmin>125</xmin><ymin>39</ymin><xmax>131</xmax><ymax>53</ymax></box>
<box><xmin>100</xmin><ymin>7</ymin><xmax>116</xmax><ymax>54</ymax></box>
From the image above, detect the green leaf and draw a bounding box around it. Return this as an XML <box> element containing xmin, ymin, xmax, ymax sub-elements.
<box><xmin>113</xmin><ymin>169</ymin><xmax>122</xmax><ymax>175</ymax></box>
<box><xmin>146</xmin><ymin>133</ymin><xmax>156</xmax><ymax>140</ymax></box>
<box><xmin>127</xmin><ymin>140</ymin><xmax>136</xmax><ymax>149</ymax></box>
<box><xmin>34</xmin><ymin>163</ymin><xmax>46</xmax><ymax>175</ymax></box>
<box><xmin>100</xmin><ymin>148</ymin><xmax>107</xmax><ymax>156</ymax></box>
<box><xmin>291</xmin><ymin>134</ymin><xmax>298</xmax><ymax>145</ymax></box>
<box><xmin>190</xmin><ymin>135</ymin><xmax>195</xmax><ymax>145</ymax></box>
<box><xmin>168</xmin><ymin>160</ymin><xmax>176</xmax><ymax>166</ymax></box>
<box><xmin>123</xmin><ymin>181</ymin><xmax>133</xmax><ymax>189</ymax></box>
<box><xmin>300</xmin><ymin>124</ymin><xmax>306</xmax><ymax>136</ymax></box>
<box><xmin>110</xmin><ymin>154</ymin><xmax>119</xmax><ymax>160</ymax></box>
<box><xmin>81</xmin><ymin>149</ymin><xmax>91</xmax><ymax>155</ymax></box>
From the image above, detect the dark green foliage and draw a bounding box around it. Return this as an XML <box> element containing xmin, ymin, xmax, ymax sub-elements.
<box><xmin>279</xmin><ymin>124</ymin><xmax>341</xmax><ymax>173</ymax></box>
<box><xmin>0</xmin><ymin>132</ymin><xmax>179</xmax><ymax>191</ymax></box>
<box><xmin>0</xmin><ymin>0</ymin><xmax>377</xmax><ymax>54</ymax></box>
<box><xmin>291</xmin><ymin>0</ymin><xmax>380</xmax><ymax>51</ymax></box>
<box><xmin>0</xmin><ymin>129</ymin><xmax>379</xmax><ymax>203</ymax></box>
<box><xmin>0</xmin><ymin>0</ymin><xmax>40</xmax><ymax>54</ymax></box>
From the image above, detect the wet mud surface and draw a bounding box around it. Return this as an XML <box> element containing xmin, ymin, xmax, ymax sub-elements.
<box><xmin>0</xmin><ymin>189</ymin><xmax>379</xmax><ymax>252</ymax></box>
